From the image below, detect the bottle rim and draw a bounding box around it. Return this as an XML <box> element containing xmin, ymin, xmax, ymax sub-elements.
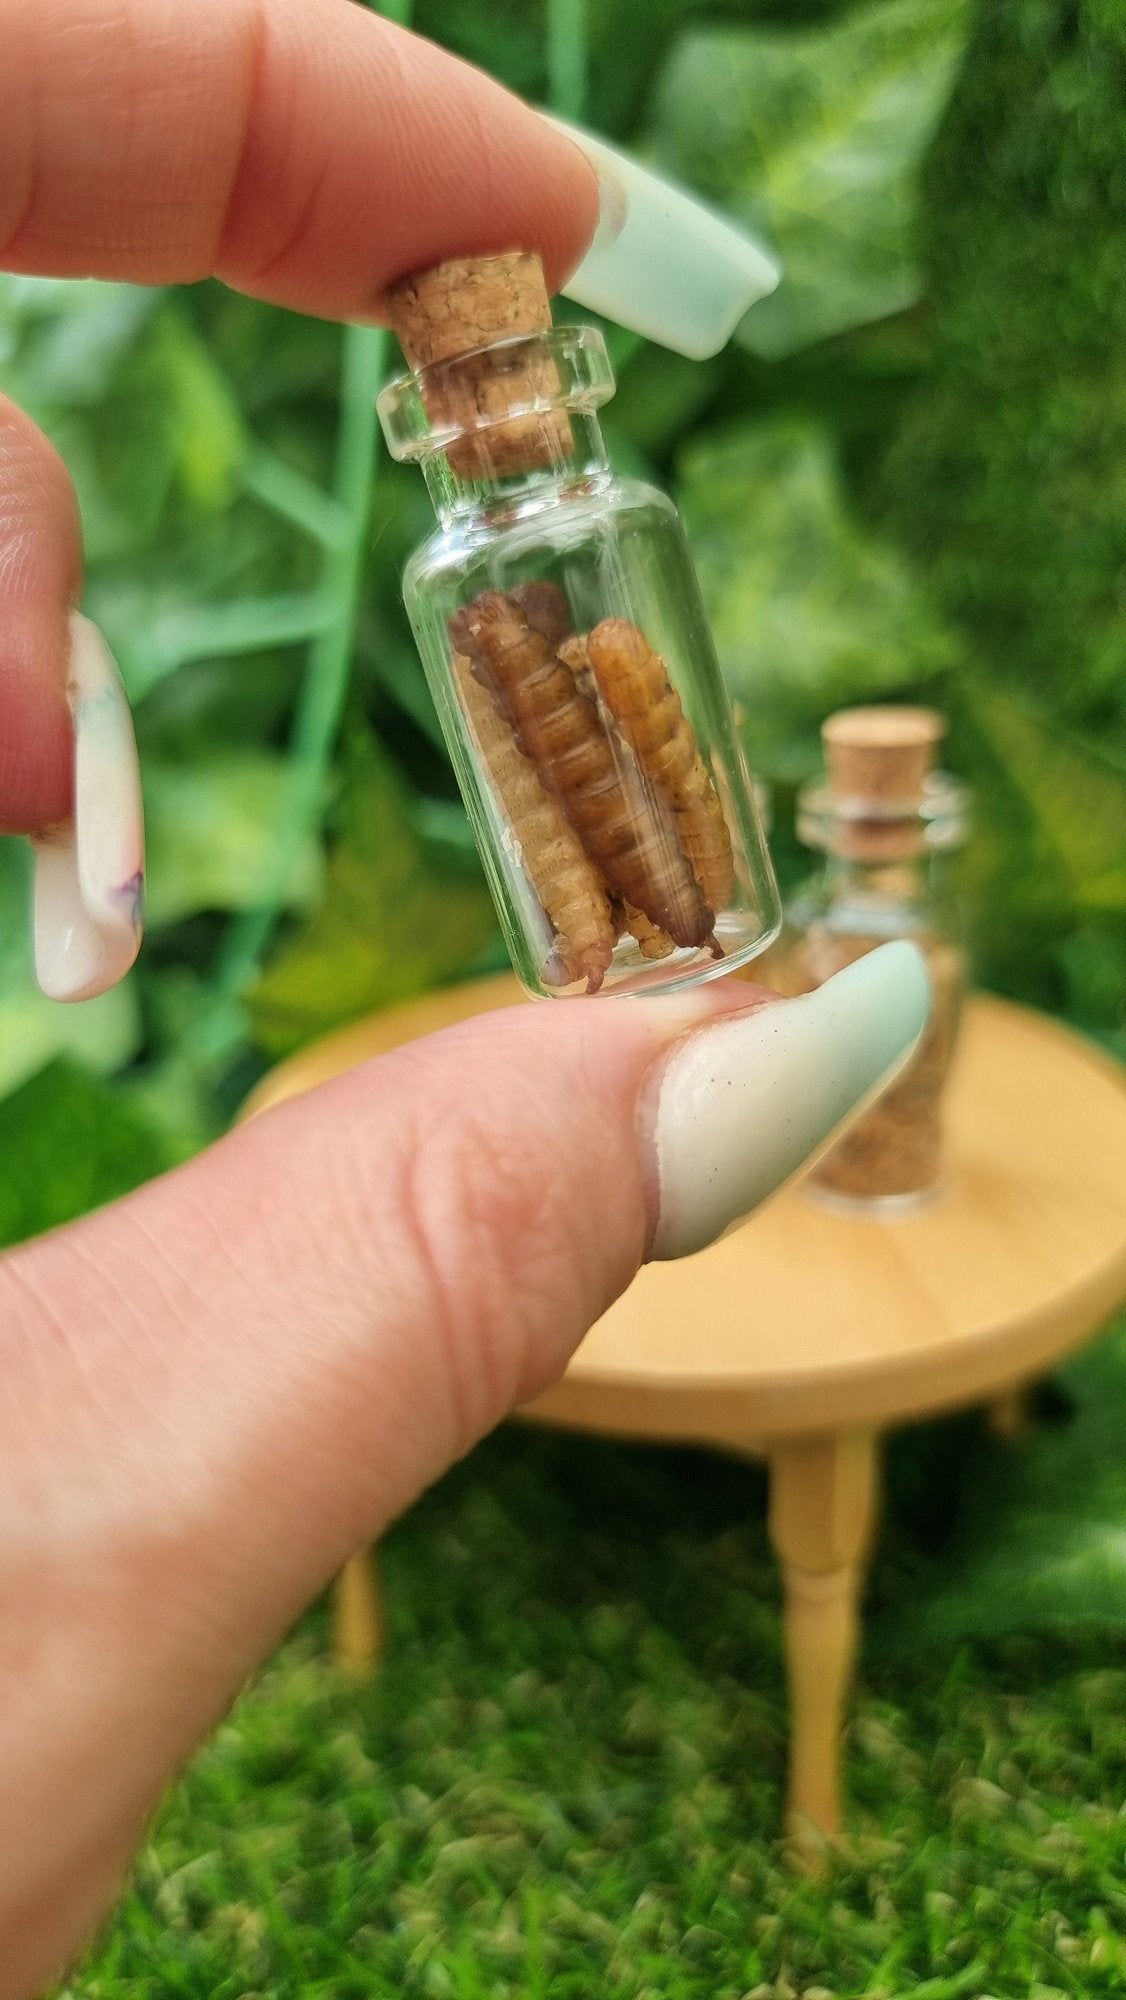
<box><xmin>797</xmin><ymin>768</ymin><xmax>970</xmax><ymax>853</ymax></box>
<box><xmin>377</xmin><ymin>323</ymin><xmax>616</xmax><ymax>463</ymax></box>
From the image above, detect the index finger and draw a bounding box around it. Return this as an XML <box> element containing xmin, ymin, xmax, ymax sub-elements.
<box><xmin>0</xmin><ymin>0</ymin><xmax>599</xmax><ymax>315</ymax></box>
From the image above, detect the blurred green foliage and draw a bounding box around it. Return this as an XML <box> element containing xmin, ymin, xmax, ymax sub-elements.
<box><xmin>0</xmin><ymin>1059</ymin><xmax>180</xmax><ymax>1251</ymax></box>
<box><xmin>876</xmin><ymin>1321</ymin><xmax>1126</xmax><ymax>1648</ymax></box>
<box><xmin>680</xmin><ymin>418</ymin><xmax>955</xmax><ymax>777</ymax></box>
<box><xmin>250</xmin><ymin>733</ymin><xmax>495</xmax><ymax>1056</ymax></box>
<box><xmin>648</xmin><ymin>0</ymin><xmax>969</xmax><ymax>358</ymax></box>
<box><xmin>1</xmin><ymin>0</ymin><xmax>1123</xmax><ymax>1179</ymax></box>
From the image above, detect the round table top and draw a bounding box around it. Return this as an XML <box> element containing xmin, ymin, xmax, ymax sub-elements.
<box><xmin>245</xmin><ymin>975</ymin><xmax>1126</xmax><ymax>1441</ymax></box>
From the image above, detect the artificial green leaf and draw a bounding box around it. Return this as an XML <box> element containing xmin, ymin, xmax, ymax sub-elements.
<box><xmin>0</xmin><ymin>276</ymin><xmax>180</xmax><ymax>563</ymax></box>
<box><xmin>248</xmin><ymin>735</ymin><xmax>495</xmax><ymax>1056</ymax></box>
<box><xmin>606</xmin><ymin>343</ymin><xmax>724</xmax><ymax>461</ymax></box>
<box><xmin>0</xmin><ymin>979</ymin><xmax>140</xmax><ymax>1106</ymax></box>
<box><xmin>143</xmin><ymin>754</ymin><xmax>323</xmax><ymax>927</ymax></box>
<box><xmin>877</xmin><ymin>1320</ymin><xmax>1126</xmax><ymax>1647</ymax></box>
<box><xmin>75</xmin><ymin>301</ymin><xmax>247</xmax><ymax>554</ymax></box>
<box><xmin>0</xmin><ymin>1058</ymin><xmax>178</xmax><ymax>1250</ymax></box>
<box><xmin>966</xmin><ymin>689</ymin><xmax>1126</xmax><ymax>914</ymax></box>
<box><xmin>647</xmin><ymin>0</ymin><xmax>968</xmax><ymax>358</ymax></box>
<box><xmin>0</xmin><ymin>845</ymin><xmax>141</xmax><ymax>1102</ymax></box>
<box><xmin>678</xmin><ymin>417</ymin><xmax>955</xmax><ymax>778</ymax></box>
<box><xmin>194</xmin><ymin>282</ymin><xmax>341</xmax><ymax>416</ymax></box>
<box><xmin>129</xmin><ymin>652</ymin><xmax>303</xmax><ymax>765</ymax></box>
<box><xmin>146</xmin><ymin>306</ymin><xmax>248</xmax><ymax>510</ymax></box>
<box><xmin>0</xmin><ymin>275</ymin><xmax>158</xmax><ymax>405</ymax></box>
<box><xmin>241</xmin><ymin>447</ymin><xmax>350</xmax><ymax>549</ymax></box>
<box><xmin>1057</xmin><ymin>923</ymin><xmax>1126</xmax><ymax>1064</ymax></box>
<box><xmin>367</xmin><ymin>637</ymin><xmax>445</xmax><ymax>749</ymax></box>
<box><xmin>409</xmin><ymin>795</ymin><xmax>483</xmax><ymax>872</ymax></box>
<box><xmin>108</xmin><ymin>591</ymin><xmax>334</xmax><ymax>701</ymax></box>
<box><xmin>413</xmin><ymin>0</ymin><xmax>544</xmax><ymax>97</ymax></box>
<box><xmin>1084</xmin><ymin>871</ymin><xmax>1126</xmax><ymax>914</ymax></box>
<box><xmin>571</xmin><ymin>0</ymin><xmax>751</xmax><ymax>141</ymax></box>
<box><xmin>129</xmin><ymin>974</ymin><xmax>254</xmax><ymax>1151</ymax></box>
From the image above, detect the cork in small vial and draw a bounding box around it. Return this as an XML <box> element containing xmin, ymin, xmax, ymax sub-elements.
<box><xmin>822</xmin><ymin>705</ymin><xmax>945</xmax><ymax>861</ymax></box>
<box><xmin>385</xmin><ymin>252</ymin><xmax>572</xmax><ymax>480</ymax></box>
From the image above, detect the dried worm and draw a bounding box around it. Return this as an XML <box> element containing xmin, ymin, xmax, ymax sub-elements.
<box><xmin>453</xmin><ymin>652</ymin><xmax>614</xmax><ymax>992</ymax></box>
<box><xmin>508</xmin><ymin>580</ymin><xmax>572</xmax><ymax>650</ymax></box>
<box><xmin>585</xmin><ymin>617</ymin><xmax>734</xmax><ymax>912</ymax></box>
<box><xmin>450</xmin><ymin>592</ymin><xmax>713</xmax><ymax>948</ymax></box>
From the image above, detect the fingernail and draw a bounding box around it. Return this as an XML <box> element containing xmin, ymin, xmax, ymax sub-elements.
<box><xmin>32</xmin><ymin>614</ymin><xmax>144</xmax><ymax>1003</ymax></box>
<box><xmin>649</xmin><ymin>941</ymin><xmax>931</xmax><ymax>1259</ymax></box>
<box><xmin>551</xmin><ymin>117</ymin><xmax>780</xmax><ymax>359</ymax></box>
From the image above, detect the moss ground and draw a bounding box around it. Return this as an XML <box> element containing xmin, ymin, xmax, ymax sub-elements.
<box><xmin>72</xmin><ymin>1422</ymin><xmax>1126</xmax><ymax>1999</ymax></box>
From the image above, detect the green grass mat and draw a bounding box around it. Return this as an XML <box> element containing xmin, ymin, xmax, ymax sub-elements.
<box><xmin>72</xmin><ymin>1423</ymin><xmax>1126</xmax><ymax>1999</ymax></box>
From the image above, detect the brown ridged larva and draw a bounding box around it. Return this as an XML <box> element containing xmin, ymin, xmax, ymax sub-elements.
<box><xmin>556</xmin><ymin>631</ymin><xmax>596</xmax><ymax>699</ymax></box>
<box><xmin>453</xmin><ymin>653</ymin><xmax>614</xmax><ymax>992</ymax></box>
<box><xmin>559</xmin><ymin>634</ymin><xmax>691</xmax><ymax>961</ymax></box>
<box><xmin>602</xmin><ymin>889</ymin><xmax>674</xmax><ymax>960</ymax></box>
<box><xmin>585</xmin><ymin>618</ymin><xmax>734</xmax><ymax>913</ymax></box>
<box><xmin>450</xmin><ymin>592</ymin><xmax>713</xmax><ymax>948</ymax></box>
<box><xmin>509</xmin><ymin>580</ymin><xmax>572</xmax><ymax>650</ymax></box>
<box><xmin>623</xmin><ymin>903</ymin><xmax>675</xmax><ymax>959</ymax></box>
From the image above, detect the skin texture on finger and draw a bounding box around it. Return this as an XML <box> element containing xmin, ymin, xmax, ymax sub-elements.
<box><xmin>0</xmin><ymin>983</ymin><xmax>762</xmax><ymax>1996</ymax></box>
<box><xmin>0</xmin><ymin>395</ymin><xmax>79</xmax><ymax>831</ymax></box>
<box><xmin>0</xmin><ymin>0</ymin><xmax>599</xmax><ymax>314</ymax></box>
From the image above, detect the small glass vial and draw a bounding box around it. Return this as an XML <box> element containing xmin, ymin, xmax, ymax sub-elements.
<box><xmin>378</xmin><ymin>254</ymin><xmax>779</xmax><ymax>999</ymax></box>
<box><xmin>775</xmin><ymin>706</ymin><xmax>970</xmax><ymax>1214</ymax></box>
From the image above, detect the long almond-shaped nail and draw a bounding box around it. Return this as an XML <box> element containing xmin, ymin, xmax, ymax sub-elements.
<box><xmin>649</xmin><ymin>941</ymin><xmax>931</xmax><ymax>1259</ymax></box>
<box><xmin>32</xmin><ymin>614</ymin><xmax>144</xmax><ymax>1003</ymax></box>
<box><xmin>550</xmin><ymin>117</ymin><xmax>781</xmax><ymax>359</ymax></box>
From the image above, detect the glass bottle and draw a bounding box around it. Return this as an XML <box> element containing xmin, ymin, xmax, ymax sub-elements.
<box><xmin>776</xmin><ymin>706</ymin><xmax>970</xmax><ymax>1214</ymax></box>
<box><xmin>377</xmin><ymin>254</ymin><xmax>779</xmax><ymax>1000</ymax></box>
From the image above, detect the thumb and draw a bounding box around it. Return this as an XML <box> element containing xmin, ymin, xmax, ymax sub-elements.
<box><xmin>0</xmin><ymin>944</ymin><xmax>926</xmax><ymax>1992</ymax></box>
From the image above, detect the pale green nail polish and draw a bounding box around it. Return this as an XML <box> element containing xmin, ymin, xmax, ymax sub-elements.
<box><xmin>551</xmin><ymin>117</ymin><xmax>780</xmax><ymax>359</ymax></box>
<box><xmin>650</xmin><ymin>941</ymin><xmax>931</xmax><ymax>1258</ymax></box>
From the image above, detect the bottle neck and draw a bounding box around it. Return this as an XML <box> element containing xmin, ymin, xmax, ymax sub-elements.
<box><xmin>422</xmin><ymin>410</ymin><xmax>612</xmax><ymax>528</ymax></box>
<box><xmin>820</xmin><ymin>851</ymin><xmax>933</xmax><ymax>913</ymax></box>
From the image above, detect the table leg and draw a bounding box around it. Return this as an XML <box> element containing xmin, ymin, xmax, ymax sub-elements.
<box><xmin>768</xmin><ymin>1430</ymin><xmax>879</xmax><ymax>1848</ymax></box>
<box><xmin>332</xmin><ymin>1547</ymin><xmax>383</xmax><ymax>1672</ymax></box>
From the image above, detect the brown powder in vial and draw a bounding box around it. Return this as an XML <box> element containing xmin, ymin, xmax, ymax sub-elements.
<box><xmin>777</xmin><ymin>706</ymin><xmax>969</xmax><ymax>1207</ymax></box>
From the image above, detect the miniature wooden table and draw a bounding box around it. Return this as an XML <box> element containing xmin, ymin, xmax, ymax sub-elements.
<box><xmin>245</xmin><ymin>976</ymin><xmax>1126</xmax><ymax>1845</ymax></box>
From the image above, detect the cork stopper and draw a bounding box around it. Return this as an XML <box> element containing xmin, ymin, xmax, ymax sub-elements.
<box><xmin>821</xmin><ymin>706</ymin><xmax>946</xmax><ymax>861</ymax></box>
<box><xmin>823</xmin><ymin>706</ymin><xmax>945</xmax><ymax>801</ymax></box>
<box><xmin>384</xmin><ymin>252</ymin><xmax>572</xmax><ymax>480</ymax></box>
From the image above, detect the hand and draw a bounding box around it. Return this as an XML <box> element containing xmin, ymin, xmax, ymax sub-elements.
<box><xmin>0</xmin><ymin>0</ymin><xmax>598</xmax><ymax>848</ymax></box>
<box><xmin>0</xmin><ymin>5</ymin><xmax>931</xmax><ymax>1991</ymax></box>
